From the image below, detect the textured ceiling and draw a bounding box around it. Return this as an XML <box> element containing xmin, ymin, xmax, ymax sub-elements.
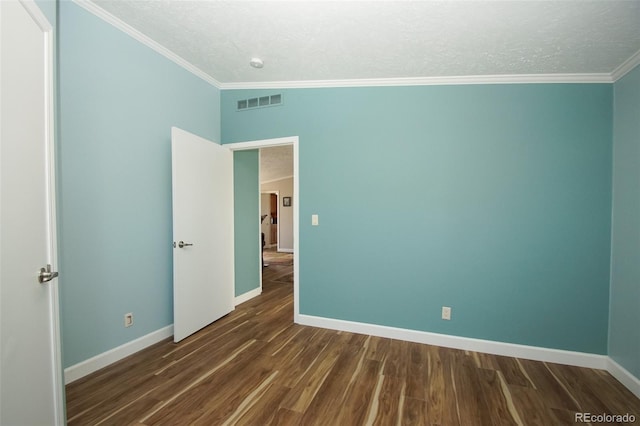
<box><xmin>260</xmin><ymin>146</ymin><xmax>293</xmax><ymax>184</ymax></box>
<box><xmin>90</xmin><ymin>0</ymin><xmax>640</xmax><ymax>85</ymax></box>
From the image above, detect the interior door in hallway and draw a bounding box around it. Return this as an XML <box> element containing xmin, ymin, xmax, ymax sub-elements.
<box><xmin>270</xmin><ymin>193</ymin><xmax>278</xmax><ymax>245</ymax></box>
<box><xmin>171</xmin><ymin>127</ymin><xmax>235</xmax><ymax>342</ymax></box>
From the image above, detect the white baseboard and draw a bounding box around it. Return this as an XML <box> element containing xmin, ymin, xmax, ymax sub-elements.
<box><xmin>278</xmin><ymin>248</ymin><xmax>294</xmax><ymax>253</ymax></box>
<box><xmin>235</xmin><ymin>287</ymin><xmax>262</xmax><ymax>306</ymax></box>
<box><xmin>607</xmin><ymin>358</ymin><xmax>640</xmax><ymax>398</ymax></box>
<box><xmin>61</xmin><ymin>312</ymin><xmax>639</xmax><ymax>400</ymax></box>
<box><xmin>297</xmin><ymin>314</ymin><xmax>607</xmax><ymax>370</ymax></box>
<box><xmin>64</xmin><ymin>325</ymin><xmax>173</xmax><ymax>384</ymax></box>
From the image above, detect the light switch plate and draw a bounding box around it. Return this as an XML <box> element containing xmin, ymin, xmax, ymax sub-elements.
<box><xmin>312</xmin><ymin>214</ymin><xmax>319</xmax><ymax>226</ymax></box>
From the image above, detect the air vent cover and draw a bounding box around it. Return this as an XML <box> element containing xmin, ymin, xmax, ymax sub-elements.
<box><xmin>237</xmin><ymin>94</ymin><xmax>283</xmax><ymax>111</ymax></box>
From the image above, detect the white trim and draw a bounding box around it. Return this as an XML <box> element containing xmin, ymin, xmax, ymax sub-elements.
<box><xmin>235</xmin><ymin>287</ymin><xmax>262</xmax><ymax>306</ymax></box>
<box><xmin>297</xmin><ymin>315</ymin><xmax>607</xmax><ymax>370</ymax></box>
<box><xmin>60</xmin><ymin>316</ymin><xmax>639</xmax><ymax>397</ymax></box>
<box><xmin>278</xmin><ymin>248</ymin><xmax>294</xmax><ymax>253</ymax></box>
<box><xmin>64</xmin><ymin>325</ymin><xmax>173</xmax><ymax>384</ymax></box>
<box><xmin>611</xmin><ymin>48</ymin><xmax>640</xmax><ymax>82</ymax></box>
<box><xmin>607</xmin><ymin>358</ymin><xmax>640</xmax><ymax>399</ymax></box>
<box><xmin>226</xmin><ymin>136</ymin><xmax>300</xmax><ymax>323</ymax></box>
<box><xmin>43</xmin><ymin>19</ymin><xmax>65</xmax><ymax>426</ymax></box>
<box><xmin>220</xmin><ymin>73</ymin><xmax>614</xmax><ymax>90</ymax></box>
<box><xmin>226</xmin><ymin>136</ymin><xmax>298</xmax><ymax>151</ymax></box>
<box><xmin>260</xmin><ymin>175</ymin><xmax>294</xmax><ymax>185</ymax></box>
<box><xmin>12</xmin><ymin>2</ymin><xmax>65</xmax><ymax>423</ymax></box>
<box><xmin>292</xmin><ymin>141</ymin><xmax>299</xmax><ymax>323</ymax></box>
<box><xmin>71</xmin><ymin>0</ymin><xmax>221</xmax><ymax>88</ymax></box>
<box><xmin>257</xmin><ymin>155</ymin><xmax>263</xmax><ymax>294</ymax></box>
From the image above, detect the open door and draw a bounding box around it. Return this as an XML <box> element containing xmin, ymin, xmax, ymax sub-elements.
<box><xmin>171</xmin><ymin>127</ymin><xmax>234</xmax><ymax>343</ymax></box>
<box><xmin>0</xmin><ymin>1</ymin><xmax>64</xmax><ymax>424</ymax></box>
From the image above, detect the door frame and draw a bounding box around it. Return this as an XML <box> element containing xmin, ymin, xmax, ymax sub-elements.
<box><xmin>32</xmin><ymin>1</ymin><xmax>66</xmax><ymax>419</ymax></box>
<box><xmin>225</xmin><ymin>136</ymin><xmax>299</xmax><ymax>322</ymax></box>
<box><xmin>0</xmin><ymin>0</ymin><xmax>64</xmax><ymax>423</ymax></box>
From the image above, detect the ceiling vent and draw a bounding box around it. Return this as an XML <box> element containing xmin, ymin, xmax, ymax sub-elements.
<box><xmin>237</xmin><ymin>94</ymin><xmax>282</xmax><ymax>111</ymax></box>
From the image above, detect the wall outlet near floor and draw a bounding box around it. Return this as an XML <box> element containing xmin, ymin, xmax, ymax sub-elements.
<box><xmin>442</xmin><ymin>306</ymin><xmax>451</xmax><ymax>320</ymax></box>
<box><xmin>124</xmin><ymin>313</ymin><xmax>133</xmax><ymax>327</ymax></box>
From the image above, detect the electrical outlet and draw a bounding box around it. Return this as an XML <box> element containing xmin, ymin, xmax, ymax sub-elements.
<box><xmin>124</xmin><ymin>313</ymin><xmax>133</xmax><ymax>327</ymax></box>
<box><xmin>442</xmin><ymin>306</ymin><xmax>451</xmax><ymax>320</ymax></box>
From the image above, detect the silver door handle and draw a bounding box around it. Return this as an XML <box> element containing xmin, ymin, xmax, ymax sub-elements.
<box><xmin>177</xmin><ymin>241</ymin><xmax>193</xmax><ymax>248</ymax></box>
<box><xmin>38</xmin><ymin>264</ymin><xmax>59</xmax><ymax>283</ymax></box>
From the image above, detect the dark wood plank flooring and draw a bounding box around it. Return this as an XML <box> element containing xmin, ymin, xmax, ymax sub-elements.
<box><xmin>66</xmin><ymin>263</ymin><xmax>640</xmax><ymax>425</ymax></box>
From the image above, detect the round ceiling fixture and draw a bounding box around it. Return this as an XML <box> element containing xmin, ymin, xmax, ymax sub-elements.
<box><xmin>249</xmin><ymin>57</ymin><xmax>264</xmax><ymax>69</ymax></box>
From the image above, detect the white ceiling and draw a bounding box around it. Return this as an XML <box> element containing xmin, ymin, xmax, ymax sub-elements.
<box><xmin>83</xmin><ymin>1</ymin><xmax>640</xmax><ymax>180</ymax></box>
<box><xmin>90</xmin><ymin>0</ymin><xmax>640</xmax><ymax>86</ymax></box>
<box><xmin>260</xmin><ymin>145</ymin><xmax>293</xmax><ymax>184</ymax></box>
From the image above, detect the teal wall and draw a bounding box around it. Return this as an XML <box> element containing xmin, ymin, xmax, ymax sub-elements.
<box><xmin>610</xmin><ymin>64</ymin><xmax>640</xmax><ymax>379</ymax></box>
<box><xmin>222</xmin><ymin>84</ymin><xmax>613</xmax><ymax>354</ymax></box>
<box><xmin>58</xmin><ymin>2</ymin><xmax>220</xmax><ymax>367</ymax></box>
<box><xmin>233</xmin><ymin>150</ymin><xmax>260</xmax><ymax>297</ymax></box>
<box><xmin>53</xmin><ymin>0</ymin><xmax>631</xmax><ymax>371</ymax></box>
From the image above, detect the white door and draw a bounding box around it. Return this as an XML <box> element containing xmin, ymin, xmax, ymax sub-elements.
<box><xmin>171</xmin><ymin>127</ymin><xmax>235</xmax><ymax>342</ymax></box>
<box><xmin>0</xmin><ymin>1</ymin><xmax>64</xmax><ymax>425</ymax></box>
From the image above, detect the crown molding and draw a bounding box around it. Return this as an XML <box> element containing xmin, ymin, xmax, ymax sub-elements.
<box><xmin>611</xmin><ymin>48</ymin><xmax>640</xmax><ymax>82</ymax></box>
<box><xmin>219</xmin><ymin>73</ymin><xmax>614</xmax><ymax>90</ymax></box>
<box><xmin>72</xmin><ymin>0</ymin><xmax>222</xmax><ymax>89</ymax></box>
<box><xmin>72</xmin><ymin>0</ymin><xmax>638</xmax><ymax>90</ymax></box>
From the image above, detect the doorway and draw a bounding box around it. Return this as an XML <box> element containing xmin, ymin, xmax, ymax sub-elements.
<box><xmin>226</xmin><ymin>136</ymin><xmax>300</xmax><ymax>322</ymax></box>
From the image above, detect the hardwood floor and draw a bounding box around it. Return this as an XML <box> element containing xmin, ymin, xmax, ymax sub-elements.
<box><xmin>67</xmin><ymin>265</ymin><xmax>639</xmax><ymax>425</ymax></box>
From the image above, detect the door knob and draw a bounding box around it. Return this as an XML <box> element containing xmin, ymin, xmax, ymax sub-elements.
<box><xmin>38</xmin><ymin>264</ymin><xmax>58</xmax><ymax>283</ymax></box>
<box><xmin>177</xmin><ymin>241</ymin><xmax>193</xmax><ymax>248</ymax></box>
